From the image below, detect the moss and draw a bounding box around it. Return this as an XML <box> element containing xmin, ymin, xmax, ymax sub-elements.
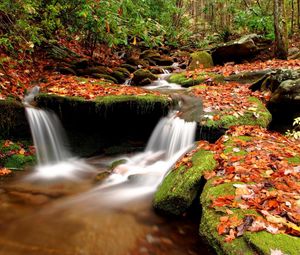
<box><xmin>4</xmin><ymin>154</ymin><xmax>35</xmax><ymax>169</ymax></box>
<box><xmin>204</xmin><ymin>97</ymin><xmax>272</xmax><ymax>129</ymax></box>
<box><xmin>287</xmin><ymin>155</ymin><xmax>300</xmax><ymax>164</ymax></box>
<box><xmin>95</xmin><ymin>94</ymin><xmax>170</xmax><ymax>115</ymax></box>
<box><xmin>168</xmin><ymin>72</ymin><xmax>224</xmax><ymax>88</ymax></box>
<box><xmin>199</xmin><ymin>181</ymin><xmax>259</xmax><ymax>255</ymax></box>
<box><xmin>245</xmin><ymin>231</ymin><xmax>300</xmax><ymax>255</ymax></box>
<box><xmin>188</xmin><ymin>51</ymin><xmax>214</xmax><ymax>70</ymax></box>
<box><xmin>110</xmin><ymin>159</ymin><xmax>127</xmax><ymax>170</ymax></box>
<box><xmin>153</xmin><ymin>149</ymin><xmax>217</xmax><ymax>215</ymax></box>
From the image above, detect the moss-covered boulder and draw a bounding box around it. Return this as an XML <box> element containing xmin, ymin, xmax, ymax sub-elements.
<box><xmin>199</xmin><ymin>126</ymin><xmax>300</xmax><ymax>255</ymax></box>
<box><xmin>153</xmin><ymin>144</ymin><xmax>217</xmax><ymax>215</ymax></box>
<box><xmin>132</xmin><ymin>69</ymin><xmax>157</xmax><ymax>86</ymax></box>
<box><xmin>35</xmin><ymin>93</ymin><xmax>171</xmax><ymax>156</ymax></box>
<box><xmin>191</xmin><ymin>83</ymin><xmax>272</xmax><ymax>130</ymax></box>
<box><xmin>168</xmin><ymin>71</ymin><xmax>224</xmax><ymax>88</ymax></box>
<box><xmin>188</xmin><ymin>51</ymin><xmax>214</xmax><ymax>70</ymax></box>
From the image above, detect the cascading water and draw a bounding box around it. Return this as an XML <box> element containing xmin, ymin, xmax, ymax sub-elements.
<box><xmin>91</xmin><ymin>111</ymin><xmax>197</xmax><ymax>204</ymax></box>
<box><xmin>24</xmin><ymin>86</ymin><xmax>94</xmax><ymax>179</ymax></box>
<box><xmin>25</xmin><ymin>108</ymin><xmax>70</xmax><ymax>165</ymax></box>
<box><xmin>145</xmin><ymin>69</ymin><xmax>183</xmax><ymax>90</ymax></box>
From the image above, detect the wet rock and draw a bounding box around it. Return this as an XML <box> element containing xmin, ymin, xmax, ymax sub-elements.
<box><xmin>151</xmin><ymin>56</ymin><xmax>174</xmax><ymax>66</ymax></box>
<box><xmin>211</xmin><ymin>34</ymin><xmax>271</xmax><ymax>65</ymax></box>
<box><xmin>187</xmin><ymin>51</ymin><xmax>214</xmax><ymax>70</ymax></box>
<box><xmin>127</xmin><ymin>57</ymin><xmax>149</xmax><ymax>68</ymax></box>
<box><xmin>250</xmin><ymin>69</ymin><xmax>300</xmax><ymax>92</ymax></box>
<box><xmin>94</xmin><ymin>171</ymin><xmax>110</xmax><ymax>183</ymax></box>
<box><xmin>153</xmin><ymin>149</ymin><xmax>216</xmax><ymax>216</ymax></box>
<box><xmin>76</xmin><ymin>66</ymin><xmax>110</xmax><ymax>76</ymax></box>
<box><xmin>89</xmin><ymin>73</ymin><xmax>118</xmax><ymax>83</ymax></box>
<box><xmin>120</xmin><ymin>63</ymin><xmax>137</xmax><ymax>73</ymax></box>
<box><xmin>56</xmin><ymin>66</ymin><xmax>77</xmax><ymax>75</ymax></box>
<box><xmin>132</xmin><ymin>69</ymin><xmax>157</xmax><ymax>86</ymax></box>
<box><xmin>267</xmin><ymin>79</ymin><xmax>300</xmax><ymax>122</ymax></box>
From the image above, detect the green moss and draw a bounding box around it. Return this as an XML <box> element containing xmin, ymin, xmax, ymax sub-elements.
<box><xmin>199</xmin><ymin>181</ymin><xmax>260</xmax><ymax>255</ymax></box>
<box><xmin>168</xmin><ymin>72</ymin><xmax>224</xmax><ymax>88</ymax></box>
<box><xmin>204</xmin><ymin>97</ymin><xmax>272</xmax><ymax>129</ymax></box>
<box><xmin>188</xmin><ymin>51</ymin><xmax>214</xmax><ymax>70</ymax></box>
<box><xmin>245</xmin><ymin>231</ymin><xmax>300</xmax><ymax>255</ymax></box>
<box><xmin>287</xmin><ymin>155</ymin><xmax>300</xmax><ymax>164</ymax></box>
<box><xmin>4</xmin><ymin>154</ymin><xmax>35</xmax><ymax>169</ymax></box>
<box><xmin>153</xmin><ymin>149</ymin><xmax>217</xmax><ymax>215</ymax></box>
<box><xmin>110</xmin><ymin>159</ymin><xmax>127</xmax><ymax>170</ymax></box>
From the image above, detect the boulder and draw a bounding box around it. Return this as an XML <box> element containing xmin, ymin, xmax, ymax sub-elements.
<box><xmin>250</xmin><ymin>69</ymin><xmax>300</xmax><ymax>92</ymax></box>
<box><xmin>268</xmin><ymin>79</ymin><xmax>300</xmax><ymax>121</ymax></box>
<box><xmin>132</xmin><ymin>69</ymin><xmax>157</xmax><ymax>86</ymax></box>
<box><xmin>187</xmin><ymin>51</ymin><xmax>214</xmax><ymax>70</ymax></box>
<box><xmin>211</xmin><ymin>34</ymin><xmax>271</xmax><ymax>65</ymax></box>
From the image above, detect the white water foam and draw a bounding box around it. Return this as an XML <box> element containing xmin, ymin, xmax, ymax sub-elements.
<box><xmin>93</xmin><ymin>112</ymin><xmax>196</xmax><ymax>203</ymax></box>
<box><xmin>24</xmin><ymin>87</ymin><xmax>94</xmax><ymax>180</ymax></box>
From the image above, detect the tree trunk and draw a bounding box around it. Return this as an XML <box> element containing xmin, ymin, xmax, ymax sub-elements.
<box><xmin>273</xmin><ymin>0</ymin><xmax>288</xmax><ymax>59</ymax></box>
<box><xmin>298</xmin><ymin>0</ymin><xmax>300</xmax><ymax>29</ymax></box>
<box><xmin>292</xmin><ymin>0</ymin><xmax>295</xmax><ymax>35</ymax></box>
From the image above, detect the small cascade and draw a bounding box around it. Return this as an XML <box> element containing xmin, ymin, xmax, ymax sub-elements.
<box><xmin>26</xmin><ymin>108</ymin><xmax>70</xmax><ymax>165</ymax></box>
<box><xmin>123</xmin><ymin>78</ymin><xmax>132</xmax><ymax>86</ymax></box>
<box><xmin>24</xmin><ymin>87</ymin><xmax>94</xmax><ymax>179</ymax></box>
<box><xmin>145</xmin><ymin>68</ymin><xmax>183</xmax><ymax>90</ymax></box>
<box><xmin>95</xmin><ymin>111</ymin><xmax>196</xmax><ymax>203</ymax></box>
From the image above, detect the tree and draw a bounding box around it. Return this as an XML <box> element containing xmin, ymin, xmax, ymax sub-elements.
<box><xmin>273</xmin><ymin>0</ymin><xmax>288</xmax><ymax>59</ymax></box>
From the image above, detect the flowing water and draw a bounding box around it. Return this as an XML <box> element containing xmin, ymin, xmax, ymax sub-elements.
<box><xmin>0</xmin><ymin>82</ymin><xmax>215</xmax><ymax>254</ymax></box>
<box><xmin>24</xmin><ymin>87</ymin><xmax>94</xmax><ymax>180</ymax></box>
<box><xmin>0</xmin><ymin>108</ymin><xmax>214</xmax><ymax>255</ymax></box>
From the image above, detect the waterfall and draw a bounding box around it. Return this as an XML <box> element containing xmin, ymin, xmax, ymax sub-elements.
<box><xmin>95</xmin><ymin>111</ymin><xmax>196</xmax><ymax>202</ymax></box>
<box><xmin>24</xmin><ymin>87</ymin><xmax>94</xmax><ymax>179</ymax></box>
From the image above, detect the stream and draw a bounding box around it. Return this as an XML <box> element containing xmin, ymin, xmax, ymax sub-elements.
<box><xmin>0</xmin><ymin>75</ymin><xmax>215</xmax><ymax>255</ymax></box>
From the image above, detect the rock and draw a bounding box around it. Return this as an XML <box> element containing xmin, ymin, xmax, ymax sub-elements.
<box><xmin>56</xmin><ymin>66</ymin><xmax>77</xmax><ymax>75</ymax></box>
<box><xmin>140</xmin><ymin>49</ymin><xmax>161</xmax><ymax>59</ymax></box>
<box><xmin>127</xmin><ymin>57</ymin><xmax>149</xmax><ymax>68</ymax></box>
<box><xmin>151</xmin><ymin>56</ymin><xmax>174</xmax><ymax>66</ymax></box>
<box><xmin>211</xmin><ymin>34</ymin><xmax>271</xmax><ymax>65</ymax></box>
<box><xmin>250</xmin><ymin>69</ymin><xmax>300</xmax><ymax>92</ymax></box>
<box><xmin>111</xmin><ymin>70</ymin><xmax>128</xmax><ymax>84</ymax></box>
<box><xmin>89</xmin><ymin>73</ymin><xmax>118</xmax><ymax>83</ymax></box>
<box><xmin>268</xmin><ymin>79</ymin><xmax>300</xmax><ymax>120</ymax></box>
<box><xmin>76</xmin><ymin>66</ymin><xmax>110</xmax><ymax>76</ymax></box>
<box><xmin>271</xmin><ymin>78</ymin><xmax>300</xmax><ymax>104</ymax></box>
<box><xmin>187</xmin><ymin>51</ymin><xmax>214</xmax><ymax>70</ymax></box>
<box><xmin>120</xmin><ymin>64</ymin><xmax>137</xmax><ymax>73</ymax></box>
<box><xmin>111</xmin><ymin>67</ymin><xmax>131</xmax><ymax>83</ymax></box>
<box><xmin>94</xmin><ymin>171</ymin><xmax>110</xmax><ymax>183</ymax></box>
<box><xmin>132</xmin><ymin>69</ymin><xmax>157</xmax><ymax>86</ymax></box>
<box><xmin>153</xmin><ymin>149</ymin><xmax>216</xmax><ymax>215</ymax></box>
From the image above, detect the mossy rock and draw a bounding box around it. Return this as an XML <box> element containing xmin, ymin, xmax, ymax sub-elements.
<box><xmin>200</xmin><ymin>180</ymin><xmax>258</xmax><ymax>255</ymax></box>
<box><xmin>188</xmin><ymin>51</ymin><xmax>214</xmax><ymax>70</ymax></box>
<box><xmin>111</xmin><ymin>70</ymin><xmax>127</xmax><ymax>83</ymax></box>
<box><xmin>200</xmin><ymin>180</ymin><xmax>300</xmax><ymax>255</ymax></box>
<box><xmin>132</xmin><ymin>69</ymin><xmax>157</xmax><ymax>86</ymax></box>
<box><xmin>153</xmin><ymin>149</ymin><xmax>217</xmax><ymax>215</ymax></box>
<box><xmin>202</xmin><ymin>97</ymin><xmax>272</xmax><ymax>129</ymax></box>
<box><xmin>89</xmin><ymin>73</ymin><xmax>118</xmax><ymax>83</ymax></box>
<box><xmin>168</xmin><ymin>72</ymin><xmax>224</xmax><ymax>88</ymax></box>
<box><xmin>120</xmin><ymin>64</ymin><xmax>137</xmax><ymax>73</ymax></box>
<box><xmin>4</xmin><ymin>154</ymin><xmax>35</xmax><ymax>170</ymax></box>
